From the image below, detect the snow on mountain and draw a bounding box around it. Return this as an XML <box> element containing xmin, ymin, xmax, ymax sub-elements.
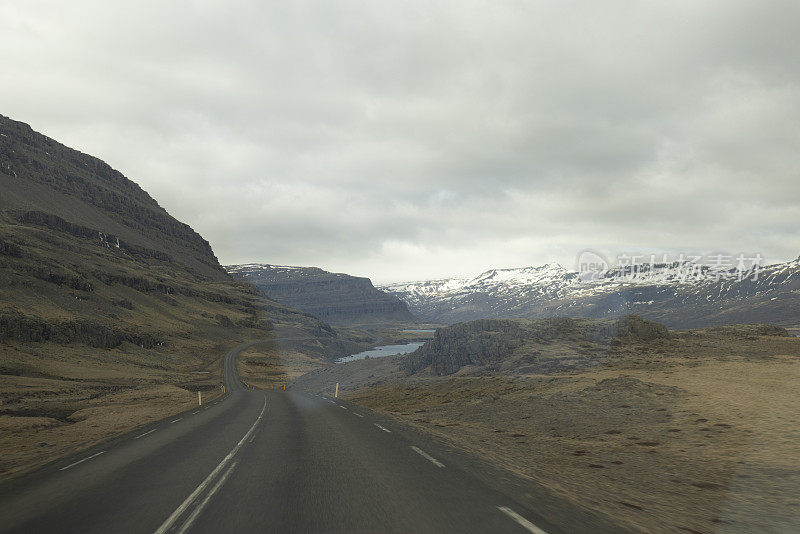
<box><xmin>379</xmin><ymin>259</ymin><xmax>800</xmax><ymax>328</ymax></box>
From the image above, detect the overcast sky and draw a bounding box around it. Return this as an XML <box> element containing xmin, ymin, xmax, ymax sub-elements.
<box><xmin>2</xmin><ymin>1</ymin><xmax>799</xmax><ymax>283</ymax></box>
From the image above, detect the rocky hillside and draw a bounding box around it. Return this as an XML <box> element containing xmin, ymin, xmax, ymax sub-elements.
<box><xmin>226</xmin><ymin>264</ymin><xmax>417</xmax><ymax>326</ymax></box>
<box><xmin>381</xmin><ymin>261</ymin><xmax>800</xmax><ymax>328</ymax></box>
<box><xmin>402</xmin><ymin>315</ymin><xmax>787</xmax><ymax>376</ymax></box>
<box><xmin>0</xmin><ymin>116</ymin><xmax>224</xmax><ymax>279</ymax></box>
<box><xmin>0</xmin><ymin>114</ymin><xmax>367</xmax><ymax>479</ymax></box>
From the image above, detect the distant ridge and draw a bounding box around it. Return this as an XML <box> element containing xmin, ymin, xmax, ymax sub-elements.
<box><xmin>226</xmin><ymin>263</ymin><xmax>417</xmax><ymax>327</ymax></box>
<box><xmin>380</xmin><ymin>260</ymin><xmax>800</xmax><ymax>328</ymax></box>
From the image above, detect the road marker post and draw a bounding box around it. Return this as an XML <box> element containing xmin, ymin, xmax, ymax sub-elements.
<box><xmin>335</xmin><ymin>382</ymin><xmax>339</xmax><ymax>398</ymax></box>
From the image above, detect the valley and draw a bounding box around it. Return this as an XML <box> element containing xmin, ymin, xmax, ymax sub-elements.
<box><xmin>2</xmin><ymin>113</ymin><xmax>798</xmax><ymax>534</ymax></box>
<box><xmin>289</xmin><ymin>317</ymin><xmax>800</xmax><ymax>533</ymax></box>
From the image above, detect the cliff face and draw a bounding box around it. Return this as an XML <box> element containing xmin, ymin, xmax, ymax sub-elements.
<box><xmin>226</xmin><ymin>264</ymin><xmax>417</xmax><ymax>326</ymax></box>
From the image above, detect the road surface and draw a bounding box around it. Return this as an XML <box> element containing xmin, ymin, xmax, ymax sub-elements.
<box><xmin>0</xmin><ymin>341</ymin><xmax>622</xmax><ymax>533</ymax></box>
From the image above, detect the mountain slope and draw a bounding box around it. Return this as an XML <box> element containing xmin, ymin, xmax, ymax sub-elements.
<box><xmin>0</xmin><ymin>117</ymin><xmax>223</xmax><ymax>279</ymax></box>
<box><xmin>381</xmin><ymin>260</ymin><xmax>800</xmax><ymax>328</ymax></box>
<box><xmin>0</xmin><ymin>114</ymin><xmax>365</xmax><ymax>480</ymax></box>
<box><xmin>226</xmin><ymin>263</ymin><xmax>417</xmax><ymax>326</ymax></box>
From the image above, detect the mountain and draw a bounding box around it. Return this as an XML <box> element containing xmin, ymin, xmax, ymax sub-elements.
<box><xmin>380</xmin><ymin>260</ymin><xmax>800</xmax><ymax>328</ymax></box>
<box><xmin>0</xmin><ymin>114</ymin><xmax>367</xmax><ymax>479</ymax></box>
<box><xmin>225</xmin><ymin>263</ymin><xmax>417</xmax><ymax>327</ymax></box>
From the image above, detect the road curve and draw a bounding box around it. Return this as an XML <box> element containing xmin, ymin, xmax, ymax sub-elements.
<box><xmin>0</xmin><ymin>341</ymin><xmax>622</xmax><ymax>533</ymax></box>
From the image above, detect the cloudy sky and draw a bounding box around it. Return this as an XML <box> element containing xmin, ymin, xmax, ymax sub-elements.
<box><xmin>2</xmin><ymin>1</ymin><xmax>798</xmax><ymax>283</ymax></box>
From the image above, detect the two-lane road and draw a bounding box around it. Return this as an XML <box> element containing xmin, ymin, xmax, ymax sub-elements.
<box><xmin>0</xmin><ymin>342</ymin><xmax>621</xmax><ymax>533</ymax></box>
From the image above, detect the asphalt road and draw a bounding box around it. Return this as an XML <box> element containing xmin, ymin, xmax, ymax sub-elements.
<box><xmin>0</xmin><ymin>341</ymin><xmax>622</xmax><ymax>533</ymax></box>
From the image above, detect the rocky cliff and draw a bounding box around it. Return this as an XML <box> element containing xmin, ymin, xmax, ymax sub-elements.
<box><xmin>226</xmin><ymin>264</ymin><xmax>417</xmax><ymax>326</ymax></box>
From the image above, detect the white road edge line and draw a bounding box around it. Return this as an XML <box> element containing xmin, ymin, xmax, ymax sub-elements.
<box><xmin>410</xmin><ymin>446</ymin><xmax>445</xmax><ymax>468</ymax></box>
<box><xmin>134</xmin><ymin>429</ymin><xmax>157</xmax><ymax>439</ymax></box>
<box><xmin>497</xmin><ymin>506</ymin><xmax>549</xmax><ymax>534</ymax></box>
<box><xmin>175</xmin><ymin>461</ymin><xmax>238</xmax><ymax>534</ymax></box>
<box><xmin>374</xmin><ymin>423</ymin><xmax>391</xmax><ymax>433</ymax></box>
<box><xmin>59</xmin><ymin>451</ymin><xmax>105</xmax><ymax>471</ymax></box>
<box><xmin>153</xmin><ymin>394</ymin><xmax>267</xmax><ymax>534</ymax></box>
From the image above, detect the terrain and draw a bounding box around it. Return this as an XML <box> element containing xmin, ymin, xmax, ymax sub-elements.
<box><xmin>0</xmin><ymin>341</ymin><xmax>617</xmax><ymax>534</ymax></box>
<box><xmin>226</xmin><ymin>263</ymin><xmax>417</xmax><ymax>326</ymax></box>
<box><xmin>292</xmin><ymin>316</ymin><xmax>800</xmax><ymax>533</ymax></box>
<box><xmin>0</xmin><ymin>114</ymin><xmax>369</xmax><ymax>480</ymax></box>
<box><xmin>381</xmin><ymin>261</ymin><xmax>800</xmax><ymax>328</ymax></box>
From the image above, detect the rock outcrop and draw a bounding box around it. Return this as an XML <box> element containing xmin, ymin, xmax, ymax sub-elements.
<box><xmin>403</xmin><ymin>315</ymin><xmax>671</xmax><ymax>376</ymax></box>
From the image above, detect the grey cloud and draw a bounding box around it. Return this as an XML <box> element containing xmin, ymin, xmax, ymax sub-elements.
<box><xmin>2</xmin><ymin>0</ymin><xmax>799</xmax><ymax>282</ymax></box>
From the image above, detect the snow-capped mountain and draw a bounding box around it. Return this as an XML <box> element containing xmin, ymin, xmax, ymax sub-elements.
<box><xmin>379</xmin><ymin>258</ymin><xmax>800</xmax><ymax>328</ymax></box>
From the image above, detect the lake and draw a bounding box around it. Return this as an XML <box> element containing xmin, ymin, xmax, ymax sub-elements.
<box><xmin>336</xmin><ymin>342</ymin><xmax>425</xmax><ymax>363</ymax></box>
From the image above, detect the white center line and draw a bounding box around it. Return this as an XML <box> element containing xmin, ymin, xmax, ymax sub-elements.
<box><xmin>171</xmin><ymin>418</ymin><xmax>182</xmax><ymax>423</ymax></box>
<box><xmin>154</xmin><ymin>394</ymin><xmax>267</xmax><ymax>534</ymax></box>
<box><xmin>175</xmin><ymin>461</ymin><xmax>238</xmax><ymax>534</ymax></box>
<box><xmin>134</xmin><ymin>429</ymin><xmax>157</xmax><ymax>439</ymax></box>
<box><xmin>59</xmin><ymin>451</ymin><xmax>105</xmax><ymax>471</ymax></box>
<box><xmin>374</xmin><ymin>423</ymin><xmax>391</xmax><ymax>433</ymax></box>
<box><xmin>410</xmin><ymin>446</ymin><xmax>445</xmax><ymax>468</ymax></box>
<box><xmin>497</xmin><ymin>506</ymin><xmax>549</xmax><ymax>534</ymax></box>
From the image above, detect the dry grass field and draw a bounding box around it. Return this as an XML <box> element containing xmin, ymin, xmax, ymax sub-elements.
<box><xmin>296</xmin><ymin>326</ymin><xmax>800</xmax><ymax>533</ymax></box>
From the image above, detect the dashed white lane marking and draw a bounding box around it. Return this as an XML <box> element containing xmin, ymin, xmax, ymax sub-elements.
<box><xmin>339</xmin><ymin>405</ymin><xmax>348</xmax><ymax>410</ymax></box>
<box><xmin>374</xmin><ymin>423</ymin><xmax>391</xmax><ymax>433</ymax></box>
<box><xmin>192</xmin><ymin>411</ymin><xmax>199</xmax><ymax>415</ymax></box>
<box><xmin>497</xmin><ymin>506</ymin><xmax>549</xmax><ymax>534</ymax></box>
<box><xmin>410</xmin><ymin>446</ymin><xmax>445</xmax><ymax>468</ymax></box>
<box><xmin>175</xmin><ymin>461</ymin><xmax>238</xmax><ymax>534</ymax></box>
<box><xmin>154</xmin><ymin>395</ymin><xmax>267</xmax><ymax>534</ymax></box>
<box><xmin>60</xmin><ymin>451</ymin><xmax>105</xmax><ymax>471</ymax></box>
<box><xmin>171</xmin><ymin>418</ymin><xmax>182</xmax><ymax>423</ymax></box>
<box><xmin>134</xmin><ymin>429</ymin><xmax>157</xmax><ymax>439</ymax></box>
<box><xmin>353</xmin><ymin>413</ymin><xmax>364</xmax><ymax>418</ymax></box>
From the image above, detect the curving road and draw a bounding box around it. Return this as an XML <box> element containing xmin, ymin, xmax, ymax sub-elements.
<box><xmin>0</xmin><ymin>341</ymin><xmax>622</xmax><ymax>533</ymax></box>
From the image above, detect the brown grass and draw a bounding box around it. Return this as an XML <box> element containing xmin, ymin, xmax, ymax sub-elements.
<box><xmin>342</xmin><ymin>334</ymin><xmax>800</xmax><ymax>533</ymax></box>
